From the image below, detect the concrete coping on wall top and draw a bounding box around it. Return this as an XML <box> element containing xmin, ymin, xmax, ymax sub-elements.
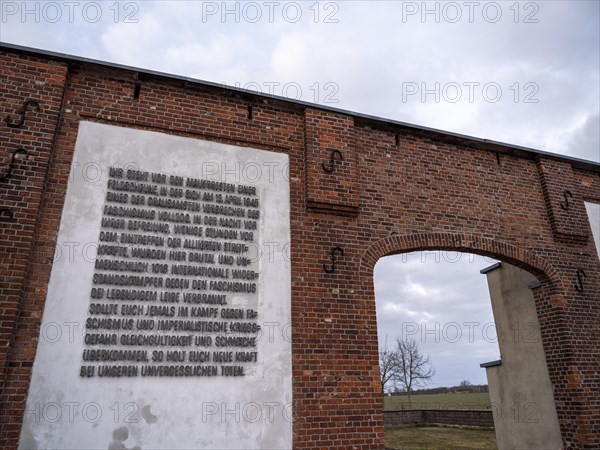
<box><xmin>479</xmin><ymin>262</ymin><xmax>542</xmax><ymax>289</ymax></box>
<box><xmin>480</xmin><ymin>262</ymin><xmax>502</xmax><ymax>274</ymax></box>
<box><xmin>480</xmin><ymin>359</ymin><xmax>503</xmax><ymax>368</ymax></box>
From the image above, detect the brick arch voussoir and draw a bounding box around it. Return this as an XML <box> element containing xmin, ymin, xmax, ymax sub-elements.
<box><xmin>359</xmin><ymin>232</ymin><xmax>561</xmax><ymax>293</ymax></box>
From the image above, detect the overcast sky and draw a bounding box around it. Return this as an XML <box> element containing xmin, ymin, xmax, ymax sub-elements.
<box><xmin>1</xmin><ymin>1</ymin><xmax>598</xmax><ymax>388</ymax></box>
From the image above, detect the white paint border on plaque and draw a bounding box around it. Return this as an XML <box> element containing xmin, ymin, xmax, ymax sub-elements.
<box><xmin>20</xmin><ymin>121</ymin><xmax>292</xmax><ymax>450</ymax></box>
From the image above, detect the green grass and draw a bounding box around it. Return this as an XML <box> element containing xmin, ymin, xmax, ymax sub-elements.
<box><xmin>385</xmin><ymin>425</ymin><xmax>497</xmax><ymax>449</ymax></box>
<box><xmin>384</xmin><ymin>392</ymin><xmax>491</xmax><ymax>410</ymax></box>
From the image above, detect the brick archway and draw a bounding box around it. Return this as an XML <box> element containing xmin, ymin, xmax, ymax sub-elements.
<box><xmin>359</xmin><ymin>232</ymin><xmax>562</xmax><ymax>290</ymax></box>
<box><xmin>357</xmin><ymin>232</ymin><xmax>575</xmax><ymax>448</ymax></box>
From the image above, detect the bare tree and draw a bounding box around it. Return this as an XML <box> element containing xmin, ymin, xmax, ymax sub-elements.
<box><xmin>459</xmin><ymin>379</ymin><xmax>472</xmax><ymax>387</ymax></box>
<box><xmin>379</xmin><ymin>345</ymin><xmax>398</xmax><ymax>399</ymax></box>
<box><xmin>395</xmin><ymin>338</ymin><xmax>435</xmax><ymax>406</ymax></box>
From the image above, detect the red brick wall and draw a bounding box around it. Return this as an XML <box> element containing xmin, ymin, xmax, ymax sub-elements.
<box><xmin>1</xmin><ymin>46</ymin><xmax>599</xmax><ymax>449</ymax></box>
<box><xmin>0</xmin><ymin>53</ymin><xmax>68</xmax><ymax>442</ymax></box>
<box><xmin>383</xmin><ymin>409</ymin><xmax>494</xmax><ymax>428</ymax></box>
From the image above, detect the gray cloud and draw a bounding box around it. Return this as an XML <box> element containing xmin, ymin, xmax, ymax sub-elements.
<box><xmin>375</xmin><ymin>253</ymin><xmax>500</xmax><ymax>387</ymax></box>
<box><xmin>566</xmin><ymin>113</ymin><xmax>600</xmax><ymax>162</ymax></box>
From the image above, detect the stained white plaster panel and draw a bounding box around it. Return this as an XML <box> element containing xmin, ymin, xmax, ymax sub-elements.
<box><xmin>20</xmin><ymin>121</ymin><xmax>292</xmax><ymax>450</ymax></box>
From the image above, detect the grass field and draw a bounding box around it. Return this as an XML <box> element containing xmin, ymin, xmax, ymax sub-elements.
<box><xmin>385</xmin><ymin>425</ymin><xmax>497</xmax><ymax>449</ymax></box>
<box><xmin>384</xmin><ymin>392</ymin><xmax>492</xmax><ymax>410</ymax></box>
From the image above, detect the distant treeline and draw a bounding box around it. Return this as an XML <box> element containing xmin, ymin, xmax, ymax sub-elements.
<box><xmin>390</xmin><ymin>384</ymin><xmax>488</xmax><ymax>395</ymax></box>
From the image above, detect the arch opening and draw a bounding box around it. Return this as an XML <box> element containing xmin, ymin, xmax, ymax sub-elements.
<box><xmin>370</xmin><ymin>245</ymin><xmax>563</xmax><ymax>450</ymax></box>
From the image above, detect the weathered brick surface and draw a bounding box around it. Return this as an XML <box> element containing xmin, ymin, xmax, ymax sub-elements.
<box><xmin>538</xmin><ymin>157</ymin><xmax>591</xmax><ymax>244</ymax></box>
<box><xmin>0</xmin><ymin>45</ymin><xmax>599</xmax><ymax>449</ymax></box>
<box><xmin>0</xmin><ymin>54</ymin><xmax>67</xmax><ymax>422</ymax></box>
<box><xmin>305</xmin><ymin>109</ymin><xmax>359</xmax><ymax>214</ymax></box>
<box><xmin>383</xmin><ymin>409</ymin><xmax>494</xmax><ymax>428</ymax></box>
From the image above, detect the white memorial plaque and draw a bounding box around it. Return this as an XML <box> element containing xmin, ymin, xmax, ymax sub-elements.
<box><xmin>20</xmin><ymin>122</ymin><xmax>292</xmax><ymax>449</ymax></box>
<box><xmin>585</xmin><ymin>202</ymin><xmax>600</xmax><ymax>258</ymax></box>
